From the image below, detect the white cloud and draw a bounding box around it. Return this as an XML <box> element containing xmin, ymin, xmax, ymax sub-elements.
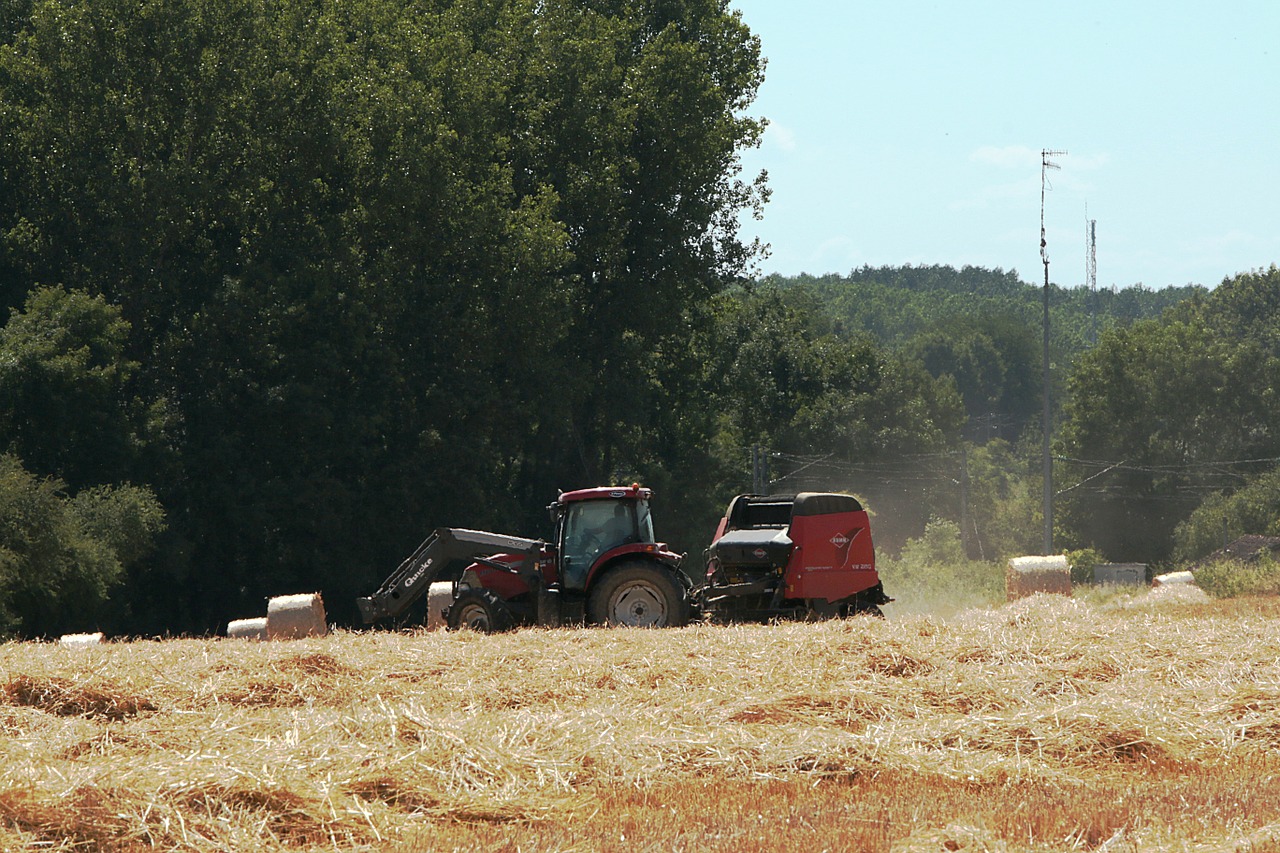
<box><xmin>1069</xmin><ymin>152</ymin><xmax>1111</xmax><ymax>170</ymax></box>
<box><xmin>970</xmin><ymin>145</ymin><xmax>1040</xmax><ymax>169</ymax></box>
<box><xmin>765</xmin><ymin>122</ymin><xmax>798</xmax><ymax>153</ymax></box>
<box><xmin>810</xmin><ymin>235</ymin><xmax>858</xmax><ymax>269</ymax></box>
<box><xmin>948</xmin><ymin>176</ymin><xmax>1041</xmax><ymax>211</ymax></box>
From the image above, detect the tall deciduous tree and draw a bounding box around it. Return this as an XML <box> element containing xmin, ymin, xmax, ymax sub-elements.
<box><xmin>501</xmin><ymin>0</ymin><xmax>767</xmax><ymax>492</ymax></box>
<box><xmin>0</xmin><ymin>286</ymin><xmax>166</xmax><ymax>490</ymax></box>
<box><xmin>907</xmin><ymin>315</ymin><xmax>1040</xmax><ymax>442</ymax></box>
<box><xmin>0</xmin><ymin>454</ymin><xmax>164</xmax><ymax>636</ymax></box>
<box><xmin>1059</xmin><ymin>267</ymin><xmax>1280</xmax><ymax>562</ymax></box>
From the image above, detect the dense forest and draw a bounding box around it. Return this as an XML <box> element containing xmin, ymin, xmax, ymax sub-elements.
<box><xmin>0</xmin><ymin>0</ymin><xmax>1275</xmax><ymax>637</ymax></box>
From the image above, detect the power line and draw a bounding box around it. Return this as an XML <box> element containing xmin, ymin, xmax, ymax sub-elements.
<box><xmin>1055</xmin><ymin>458</ymin><xmax>1127</xmax><ymax>497</ymax></box>
<box><xmin>1057</xmin><ymin>454</ymin><xmax>1280</xmax><ymax>473</ymax></box>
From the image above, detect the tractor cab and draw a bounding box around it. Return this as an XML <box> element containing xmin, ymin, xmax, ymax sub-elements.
<box><xmin>552</xmin><ymin>485</ymin><xmax>656</xmax><ymax>591</ymax></box>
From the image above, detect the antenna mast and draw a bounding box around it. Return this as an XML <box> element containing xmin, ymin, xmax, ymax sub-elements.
<box><xmin>1040</xmin><ymin>148</ymin><xmax>1066</xmax><ymax>556</ymax></box>
<box><xmin>1086</xmin><ymin>211</ymin><xmax>1097</xmax><ymax>343</ymax></box>
<box><xmin>1086</xmin><ymin>217</ymin><xmax>1097</xmax><ymax>290</ymax></box>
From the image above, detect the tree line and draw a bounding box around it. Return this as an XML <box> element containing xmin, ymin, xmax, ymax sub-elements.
<box><xmin>0</xmin><ymin>0</ymin><xmax>1273</xmax><ymax>637</ymax></box>
<box><xmin>0</xmin><ymin>0</ymin><xmax>776</xmax><ymax>635</ymax></box>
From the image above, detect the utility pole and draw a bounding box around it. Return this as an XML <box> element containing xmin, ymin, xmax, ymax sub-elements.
<box><xmin>959</xmin><ymin>445</ymin><xmax>970</xmax><ymax>557</ymax></box>
<box><xmin>750</xmin><ymin>445</ymin><xmax>769</xmax><ymax>494</ymax></box>
<box><xmin>1041</xmin><ymin>148</ymin><xmax>1066</xmax><ymax>555</ymax></box>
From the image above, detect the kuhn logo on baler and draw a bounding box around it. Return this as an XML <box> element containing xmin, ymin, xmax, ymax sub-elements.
<box><xmin>831</xmin><ymin>529</ymin><xmax>861</xmax><ymax>567</ymax></box>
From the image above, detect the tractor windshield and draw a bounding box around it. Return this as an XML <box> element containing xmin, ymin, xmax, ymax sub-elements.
<box><xmin>560</xmin><ymin>499</ymin><xmax>651</xmax><ymax>590</ymax></box>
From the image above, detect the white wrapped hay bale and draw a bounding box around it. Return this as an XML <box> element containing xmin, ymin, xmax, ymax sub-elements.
<box><xmin>266</xmin><ymin>593</ymin><xmax>328</xmax><ymax>640</ymax></box>
<box><xmin>226</xmin><ymin>617</ymin><xmax>268</xmax><ymax>640</ymax></box>
<box><xmin>1006</xmin><ymin>555</ymin><xmax>1071</xmax><ymax>601</ymax></box>
<box><xmin>57</xmin><ymin>632</ymin><xmax>104</xmax><ymax>647</ymax></box>
<box><xmin>1153</xmin><ymin>570</ymin><xmax>1196</xmax><ymax>587</ymax></box>
<box><xmin>425</xmin><ymin>581</ymin><xmax>453</xmax><ymax>631</ymax></box>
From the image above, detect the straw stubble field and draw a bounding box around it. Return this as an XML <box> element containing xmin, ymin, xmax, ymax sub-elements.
<box><xmin>4</xmin><ymin>590</ymin><xmax>1280</xmax><ymax>851</ymax></box>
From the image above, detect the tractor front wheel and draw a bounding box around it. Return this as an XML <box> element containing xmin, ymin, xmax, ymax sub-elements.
<box><xmin>587</xmin><ymin>562</ymin><xmax>689</xmax><ymax>628</ymax></box>
<box><xmin>446</xmin><ymin>588</ymin><xmax>514</xmax><ymax>633</ymax></box>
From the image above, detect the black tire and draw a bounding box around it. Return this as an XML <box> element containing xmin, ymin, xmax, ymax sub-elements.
<box><xmin>446</xmin><ymin>588</ymin><xmax>514</xmax><ymax>633</ymax></box>
<box><xmin>587</xmin><ymin>561</ymin><xmax>689</xmax><ymax>628</ymax></box>
<box><xmin>848</xmin><ymin>603</ymin><xmax>885</xmax><ymax>619</ymax></box>
<box><xmin>805</xmin><ymin>598</ymin><xmax>843</xmax><ymax>621</ymax></box>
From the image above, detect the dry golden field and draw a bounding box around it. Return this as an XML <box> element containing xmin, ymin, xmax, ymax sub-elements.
<box><xmin>4</xmin><ymin>589</ymin><xmax>1280</xmax><ymax>852</ymax></box>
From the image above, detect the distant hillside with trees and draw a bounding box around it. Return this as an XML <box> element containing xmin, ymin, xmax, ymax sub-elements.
<box><xmin>718</xmin><ymin>265</ymin><xmax>1207</xmax><ymax>559</ymax></box>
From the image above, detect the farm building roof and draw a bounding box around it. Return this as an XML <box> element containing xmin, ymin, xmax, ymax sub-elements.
<box><xmin>1191</xmin><ymin>534</ymin><xmax>1280</xmax><ymax>571</ymax></box>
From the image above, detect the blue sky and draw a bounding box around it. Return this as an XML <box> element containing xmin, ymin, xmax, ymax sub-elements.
<box><xmin>729</xmin><ymin>1</ymin><xmax>1279</xmax><ymax>290</ymax></box>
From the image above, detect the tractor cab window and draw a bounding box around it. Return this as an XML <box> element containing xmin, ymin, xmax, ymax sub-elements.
<box><xmin>560</xmin><ymin>499</ymin><xmax>642</xmax><ymax>590</ymax></box>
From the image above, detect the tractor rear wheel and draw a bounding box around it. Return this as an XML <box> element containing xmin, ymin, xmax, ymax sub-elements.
<box><xmin>587</xmin><ymin>561</ymin><xmax>689</xmax><ymax>628</ymax></box>
<box><xmin>446</xmin><ymin>588</ymin><xmax>514</xmax><ymax>633</ymax></box>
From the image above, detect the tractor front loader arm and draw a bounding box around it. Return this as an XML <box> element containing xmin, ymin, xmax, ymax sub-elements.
<box><xmin>357</xmin><ymin>528</ymin><xmax>544</xmax><ymax>625</ymax></box>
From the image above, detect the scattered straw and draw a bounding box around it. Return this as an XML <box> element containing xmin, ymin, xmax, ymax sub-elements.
<box><xmin>2</xmin><ymin>675</ymin><xmax>156</xmax><ymax>721</ymax></box>
<box><xmin>0</xmin><ymin>595</ymin><xmax>1276</xmax><ymax>849</ymax></box>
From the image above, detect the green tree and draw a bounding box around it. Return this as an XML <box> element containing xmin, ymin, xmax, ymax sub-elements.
<box><xmin>0</xmin><ymin>286</ymin><xmax>166</xmax><ymax>489</ymax></box>
<box><xmin>1173</xmin><ymin>468</ymin><xmax>1280</xmax><ymax>563</ymax></box>
<box><xmin>1059</xmin><ymin>267</ymin><xmax>1280</xmax><ymax>562</ymax></box>
<box><xmin>0</xmin><ymin>455</ymin><xmax>164</xmax><ymax>636</ymax></box>
<box><xmin>708</xmin><ymin>286</ymin><xmax>963</xmax><ymax>462</ymax></box>
<box><xmin>502</xmin><ymin>0</ymin><xmax>767</xmax><ymax>494</ymax></box>
<box><xmin>877</xmin><ymin>518</ymin><xmax>1003</xmax><ymax>615</ymax></box>
<box><xmin>907</xmin><ymin>315</ymin><xmax>1040</xmax><ymax>442</ymax></box>
<box><xmin>961</xmin><ymin>439</ymin><xmax>1041</xmax><ymax>561</ymax></box>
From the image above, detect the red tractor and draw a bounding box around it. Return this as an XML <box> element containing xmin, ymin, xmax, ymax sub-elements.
<box><xmin>696</xmin><ymin>492</ymin><xmax>892</xmax><ymax>620</ymax></box>
<box><xmin>357</xmin><ymin>485</ymin><xmax>692</xmax><ymax>631</ymax></box>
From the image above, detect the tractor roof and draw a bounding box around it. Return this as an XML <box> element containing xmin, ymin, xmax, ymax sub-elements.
<box><xmin>557</xmin><ymin>485</ymin><xmax>652</xmax><ymax>504</ymax></box>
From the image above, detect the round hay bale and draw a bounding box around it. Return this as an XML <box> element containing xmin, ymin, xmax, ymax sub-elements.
<box><xmin>266</xmin><ymin>593</ymin><xmax>328</xmax><ymax>640</ymax></box>
<box><xmin>226</xmin><ymin>617</ymin><xmax>268</xmax><ymax>640</ymax></box>
<box><xmin>1006</xmin><ymin>555</ymin><xmax>1071</xmax><ymax>601</ymax></box>
<box><xmin>57</xmin><ymin>632</ymin><xmax>104</xmax><ymax>647</ymax></box>
<box><xmin>1153</xmin><ymin>570</ymin><xmax>1196</xmax><ymax>587</ymax></box>
<box><xmin>1147</xmin><ymin>583</ymin><xmax>1209</xmax><ymax>604</ymax></box>
<box><xmin>425</xmin><ymin>581</ymin><xmax>453</xmax><ymax>631</ymax></box>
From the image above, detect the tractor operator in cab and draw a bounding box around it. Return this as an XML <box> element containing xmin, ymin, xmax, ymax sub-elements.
<box><xmin>598</xmin><ymin>502</ymin><xmax>634</xmax><ymax>547</ymax></box>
